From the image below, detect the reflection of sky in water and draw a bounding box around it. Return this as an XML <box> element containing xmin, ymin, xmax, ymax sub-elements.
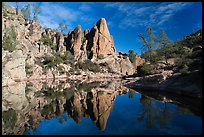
<box><xmin>28</xmin><ymin>93</ymin><xmax>202</xmax><ymax>135</ymax></box>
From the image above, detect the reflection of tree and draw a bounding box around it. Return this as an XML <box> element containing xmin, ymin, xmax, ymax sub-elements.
<box><xmin>128</xmin><ymin>90</ymin><xmax>135</xmax><ymax>99</ymax></box>
<box><xmin>58</xmin><ymin>115</ymin><xmax>68</xmax><ymax>124</ymax></box>
<box><xmin>156</xmin><ymin>102</ymin><xmax>173</xmax><ymax>128</ymax></box>
<box><xmin>138</xmin><ymin>95</ymin><xmax>174</xmax><ymax>129</ymax></box>
<box><xmin>176</xmin><ymin>105</ymin><xmax>193</xmax><ymax>115</ymax></box>
<box><xmin>138</xmin><ymin>95</ymin><xmax>157</xmax><ymax>128</ymax></box>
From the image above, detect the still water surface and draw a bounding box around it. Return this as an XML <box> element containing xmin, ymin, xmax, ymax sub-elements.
<box><xmin>2</xmin><ymin>80</ymin><xmax>202</xmax><ymax>135</ymax></box>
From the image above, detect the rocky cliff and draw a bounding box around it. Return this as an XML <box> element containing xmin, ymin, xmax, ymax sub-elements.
<box><xmin>2</xmin><ymin>5</ymin><xmax>144</xmax><ymax>86</ymax></box>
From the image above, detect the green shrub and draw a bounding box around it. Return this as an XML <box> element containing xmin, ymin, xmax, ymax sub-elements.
<box><xmin>76</xmin><ymin>60</ymin><xmax>101</xmax><ymax>73</ymax></box>
<box><xmin>128</xmin><ymin>50</ymin><xmax>136</xmax><ymax>64</ymax></box>
<box><xmin>98</xmin><ymin>54</ymin><xmax>104</xmax><ymax>59</ymax></box>
<box><xmin>129</xmin><ymin>55</ymin><xmax>136</xmax><ymax>64</ymax></box>
<box><xmin>179</xmin><ymin>64</ymin><xmax>189</xmax><ymax>75</ymax></box>
<box><xmin>70</xmin><ymin>39</ymin><xmax>74</xmax><ymax>44</ymax></box>
<box><xmin>57</xmin><ymin>65</ymin><xmax>65</xmax><ymax>74</ymax></box>
<box><xmin>97</xmin><ymin>91</ymin><xmax>104</xmax><ymax>95</ymax></box>
<box><xmin>43</xmin><ymin>54</ymin><xmax>64</xmax><ymax>69</ymax></box>
<box><xmin>138</xmin><ymin>64</ymin><xmax>153</xmax><ymax>75</ymax></box>
<box><xmin>2</xmin><ymin>2</ymin><xmax>6</xmax><ymax>11</ymax></box>
<box><xmin>61</xmin><ymin>50</ymin><xmax>73</xmax><ymax>62</ymax></box>
<box><xmin>87</xmin><ymin>50</ymin><xmax>93</xmax><ymax>59</ymax></box>
<box><xmin>3</xmin><ymin>26</ymin><xmax>18</xmax><ymax>52</ymax></box>
<box><xmin>25</xmin><ymin>63</ymin><xmax>33</xmax><ymax>74</ymax></box>
<box><xmin>2</xmin><ymin>108</ymin><xmax>17</xmax><ymax>129</ymax></box>
<box><xmin>150</xmin><ymin>56</ymin><xmax>161</xmax><ymax>63</ymax></box>
<box><xmin>40</xmin><ymin>35</ymin><xmax>55</xmax><ymax>49</ymax></box>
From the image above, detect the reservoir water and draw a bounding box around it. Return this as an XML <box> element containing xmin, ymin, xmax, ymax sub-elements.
<box><xmin>2</xmin><ymin>80</ymin><xmax>202</xmax><ymax>135</ymax></box>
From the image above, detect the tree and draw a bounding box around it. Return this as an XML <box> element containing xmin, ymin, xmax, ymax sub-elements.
<box><xmin>157</xmin><ymin>29</ymin><xmax>173</xmax><ymax>64</ymax></box>
<box><xmin>128</xmin><ymin>50</ymin><xmax>136</xmax><ymax>64</ymax></box>
<box><xmin>2</xmin><ymin>2</ymin><xmax>6</xmax><ymax>14</ymax></box>
<box><xmin>21</xmin><ymin>4</ymin><xmax>31</xmax><ymax>21</ymax></box>
<box><xmin>138</xmin><ymin>27</ymin><xmax>157</xmax><ymax>62</ymax></box>
<box><xmin>3</xmin><ymin>26</ymin><xmax>18</xmax><ymax>52</ymax></box>
<box><xmin>58</xmin><ymin>23</ymin><xmax>68</xmax><ymax>34</ymax></box>
<box><xmin>158</xmin><ymin>30</ymin><xmax>173</xmax><ymax>48</ymax></box>
<box><xmin>33</xmin><ymin>4</ymin><xmax>41</xmax><ymax>21</ymax></box>
<box><xmin>16</xmin><ymin>2</ymin><xmax>19</xmax><ymax>15</ymax></box>
<box><xmin>129</xmin><ymin>50</ymin><xmax>134</xmax><ymax>55</ymax></box>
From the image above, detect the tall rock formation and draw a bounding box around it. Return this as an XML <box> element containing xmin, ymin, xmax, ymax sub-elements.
<box><xmin>65</xmin><ymin>18</ymin><xmax>138</xmax><ymax>75</ymax></box>
<box><xmin>65</xmin><ymin>25</ymin><xmax>87</xmax><ymax>61</ymax></box>
<box><xmin>88</xmin><ymin>18</ymin><xmax>116</xmax><ymax>60</ymax></box>
<box><xmin>66</xmin><ymin>18</ymin><xmax>116</xmax><ymax>61</ymax></box>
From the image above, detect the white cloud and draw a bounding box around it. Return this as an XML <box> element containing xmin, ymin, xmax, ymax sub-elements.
<box><xmin>79</xmin><ymin>3</ymin><xmax>92</xmax><ymax>11</ymax></box>
<box><xmin>104</xmin><ymin>2</ymin><xmax>193</xmax><ymax>29</ymax></box>
<box><xmin>38</xmin><ymin>2</ymin><xmax>81</xmax><ymax>29</ymax></box>
<box><xmin>37</xmin><ymin>2</ymin><xmax>96</xmax><ymax>31</ymax></box>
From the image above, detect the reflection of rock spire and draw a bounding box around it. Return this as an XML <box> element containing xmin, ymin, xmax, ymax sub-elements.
<box><xmin>96</xmin><ymin>91</ymin><xmax>116</xmax><ymax>131</ymax></box>
<box><xmin>2</xmin><ymin>80</ymin><xmax>128</xmax><ymax>134</ymax></box>
<box><xmin>64</xmin><ymin>89</ymin><xmax>116</xmax><ymax>131</ymax></box>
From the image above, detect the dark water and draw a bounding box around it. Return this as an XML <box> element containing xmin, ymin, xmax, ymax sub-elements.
<box><xmin>2</xmin><ymin>80</ymin><xmax>202</xmax><ymax>135</ymax></box>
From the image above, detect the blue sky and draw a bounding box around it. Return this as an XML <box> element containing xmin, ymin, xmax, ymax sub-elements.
<box><xmin>6</xmin><ymin>2</ymin><xmax>202</xmax><ymax>55</ymax></box>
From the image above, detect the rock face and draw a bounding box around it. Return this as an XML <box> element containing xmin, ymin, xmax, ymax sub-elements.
<box><xmin>89</xmin><ymin>18</ymin><xmax>116</xmax><ymax>59</ymax></box>
<box><xmin>135</xmin><ymin>54</ymin><xmax>144</xmax><ymax>66</ymax></box>
<box><xmin>2</xmin><ymin>5</ymin><xmax>69</xmax><ymax>86</ymax></box>
<box><xmin>95</xmin><ymin>53</ymin><xmax>135</xmax><ymax>75</ymax></box>
<box><xmin>2</xmin><ymin>50</ymin><xmax>27</xmax><ymax>86</ymax></box>
<box><xmin>55</xmin><ymin>31</ymin><xmax>66</xmax><ymax>55</ymax></box>
<box><xmin>28</xmin><ymin>21</ymin><xmax>44</xmax><ymax>42</ymax></box>
<box><xmin>66</xmin><ymin>25</ymin><xmax>87</xmax><ymax>61</ymax></box>
<box><xmin>66</xmin><ymin>18</ymin><xmax>116</xmax><ymax>61</ymax></box>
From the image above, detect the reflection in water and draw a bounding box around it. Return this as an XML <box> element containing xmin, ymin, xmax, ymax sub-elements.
<box><xmin>2</xmin><ymin>80</ymin><xmax>202</xmax><ymax>135</ymax></box>
<box><xmin>138</xmin><ymin>95</ymin><xmax>173</xmax><ymax>128</ymax></box>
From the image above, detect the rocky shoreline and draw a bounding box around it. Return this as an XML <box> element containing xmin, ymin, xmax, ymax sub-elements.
<box><xmin>2</xmin><ymin>72</ymin><xmax>123</xmax><ymax>87</ymax></box>
<box><xmin>124</xmin><ymin>70</ymin><xmax>202</xmax><ymax>99</ymax></box>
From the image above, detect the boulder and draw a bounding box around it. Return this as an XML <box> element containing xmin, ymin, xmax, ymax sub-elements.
<box><xmin>121</xmin><ymin>57</ymin><xmax>135</xmax><ymax>75</ymax></box>
<box><xmin>135</xmin><ymin>54</ymin><xmax>144</xmax><ymax>66</ymax></box>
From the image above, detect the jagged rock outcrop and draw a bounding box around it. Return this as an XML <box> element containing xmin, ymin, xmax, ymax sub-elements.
<box><xmin>65</xmin><ymin>18</ymin><xmax>137</xmax><ymax>75</ymax></box>
<box><xmin>93</xmin><ymin>18</ymin><xmax>116</xmax><ymax>58</ymax></box>
<box><xmin>28</xmin><ymin>21</ymin><xmax>44</xmax><ymax>42</ymax></box>
<box><xmin>55</xmin><ymin>31</ymin><xmax>66</xmax><ymax>55</ymax></box>
<box><xmin>66</xmin><ymin>18</ymin><xmax>116</xmax><ymax>61</ymax></box>
<box><xmin>42</xmin><ymin>28</ymin><xmax>66</xmax><ymax>55</ymax></box>
<box><xmin>65</xmin><ymin>25</ymin><xmax>88</xmax><ymax>61</ymax></box>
